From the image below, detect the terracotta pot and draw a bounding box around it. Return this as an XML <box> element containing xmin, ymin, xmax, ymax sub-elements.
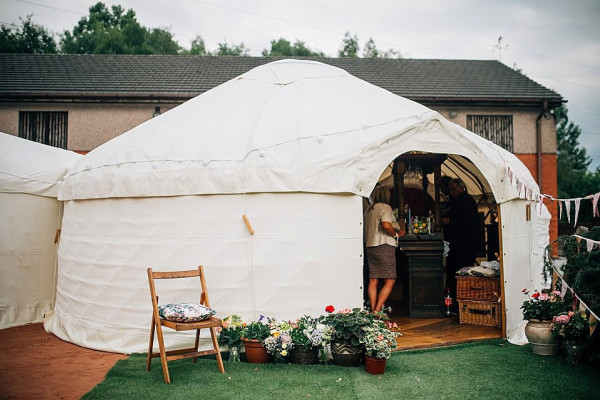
<box><xmin>289</xmin><ymin>345</ymin><xmax>319</xmax><ymax>364</ymax></box>
<box><xmin>243</xmin><ymin>339</ymin><xmax>271</xmax><ymax>364</ymax></box>
<box><xmin>331</xmin><ymin>339</ymin><xmax>364</xmax><ymax>367</ymax></box>
<box><xmin>364</xmin><ymin>355</ymin><xmax>387</xmax><ymax>375</ymax></box>
<box><xmin>524</xmin><ymin>319</ymin><xmax>560</xmax><ymax>355</ymax></box>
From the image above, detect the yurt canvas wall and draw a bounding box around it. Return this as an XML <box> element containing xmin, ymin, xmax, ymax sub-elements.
<box><xmin>0</xmin><ymin>133</ymin><xmax>81</xmax><ymax>329</ymax></box>
<box><xmin>46</xmin><ymin>60</ymin><xmax>549</xmax><ymax>353</ymax></box>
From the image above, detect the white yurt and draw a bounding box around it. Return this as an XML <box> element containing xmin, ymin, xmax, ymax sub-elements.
<box><xmin>0</xmin><ymin>132</ymin><xmax>81</xmax><ymax>329</ymax></box>
<box><xmin>46</xmin><ymin>60</ymin><xmax>549</xmax><ymax>353</ymax></box>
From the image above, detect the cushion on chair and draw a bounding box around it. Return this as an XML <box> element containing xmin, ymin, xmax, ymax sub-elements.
<box><xmin>158</xmin><ymin>303</ymin><xmax>216</xmax><ymax>322</ymax></box>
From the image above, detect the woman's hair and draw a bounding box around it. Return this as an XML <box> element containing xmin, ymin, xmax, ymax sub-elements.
<box><xmin>371</xmin><ymin>184</ymin><xmax>391</xmax><ymax>204</ymax></box>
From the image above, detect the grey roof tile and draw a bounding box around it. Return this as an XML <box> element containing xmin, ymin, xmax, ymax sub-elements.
<box><xmin>0</xmin><ymin>54</ymin><xmax>563</xmax><ymax>103</ymax></box>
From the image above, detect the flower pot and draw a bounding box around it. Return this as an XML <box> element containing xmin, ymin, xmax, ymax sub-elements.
<box><xmin>364</xmin><ymin>355</ymin><xmax>387</xmax><ymax>375</ymax></box>
<box><xmin>524</xmin><ymin>319</ymin><xmax>560</xmax><ymax>355</ymax></box>
<box><xmin>243</xmin><ymin>339</ymin><xmax>271</xmax><ymax>364</ymax></box>
<box><xmin>331</xmin><ymin>339</ymin><xmax>364</xmax><ymax>367</ymax></box>
<box><xmin>289</xmin><ymin>345</ymin><xmax>319</xmax><ymax>365</ymax></box>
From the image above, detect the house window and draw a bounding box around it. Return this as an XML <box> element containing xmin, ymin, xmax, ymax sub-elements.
<box><xmin>18</xmin><ymin>111</ymin><xmax>68</xmax><ymax>149</ymax></box>
<box><xmin>466</xmin><ymin>115</ymin><xmax>513</xmax><ymax>152</ymax></box>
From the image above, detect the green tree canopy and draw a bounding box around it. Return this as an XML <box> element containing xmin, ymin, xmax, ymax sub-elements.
<box><xmin>338</xmin><ymin>31</ymin><xmax>359</xmax><ymax>58</ymax></box>
<box><xmin>0</xmin><ymin>15</ymin><xmax>57</xmax><ymax>54</ymax></box>
<box><xmin>60</xmin><ymin>2</ymin><xmax>180</xmax><ymax>54</ymax></box>
<box><xmin>182</xmin><ymin>35</ymin><xmax>209</xmax><ymax>55</ymax></box>
<box><xmin>556</xmin><ymin>105</ymin><xmax>600</xmax><ymax>222</ymax></box>
<box><xmin>262</xmin><ymin>38</ymin><xmax>324</xmax><ymax>57</ymax></box>
<box><xmin>213</xmin><ymin>42</ymin><xmax>250</xmax><ymax>56</ymax></box>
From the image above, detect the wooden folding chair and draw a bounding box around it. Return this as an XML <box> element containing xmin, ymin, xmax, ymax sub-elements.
<box><xmin>147</xmin><ymin>266</ymin><xmax>225</xmax><ymax>383</ymax></box>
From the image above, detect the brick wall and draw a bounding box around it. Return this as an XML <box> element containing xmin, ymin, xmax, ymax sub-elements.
<box><xmin>515</xmin><ymin>153</ymin><xmax>558</xmax><ymax>245</ymax></box>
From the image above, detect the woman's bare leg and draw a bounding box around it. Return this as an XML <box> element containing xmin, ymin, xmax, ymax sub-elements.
<box><xmin>374</xmin><ymin>279</ymin><xmax>396</xmax><ymax>312</ymax></box>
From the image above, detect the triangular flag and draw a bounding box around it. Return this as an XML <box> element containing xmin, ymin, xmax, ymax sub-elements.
<box><xmin>517</xmin><ymin>180</ymin><xmax>522</xmax><ymax>197</ymax></box>
<box><xmin>565</xmin><ymin>200</ymin><xmax>571</xmax><ymax>223</ymax></box>
<box><xmin>559</xmin><ymin>200</ymin><xmax>563</xmax><ymax>220</ymax></box>
<box><xmin>573</xmin><ymin>199</ymin><xmax>581</xmax><ymax>226</ymax></box>
<box><xmin>593</xmin><ymin>193</ymin><xmax>600</xmax><ymax>217</ymax></box>
<box><xmin>587</xmin><ymin>238</ymin><xmax>594</xmax><ymax>252</ymax></box>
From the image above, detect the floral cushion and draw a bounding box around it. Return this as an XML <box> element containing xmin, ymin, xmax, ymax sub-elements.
<box><xmin>158</xmin><ymin>303</ymin><xmax>216</xmax><ymax>322</ymax></box>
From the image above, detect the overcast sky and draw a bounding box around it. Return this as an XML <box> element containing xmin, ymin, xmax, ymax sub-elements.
<box><xmin>2</xmin><ymin>0</ymin><xmax>599</xmax><ymax>170</ymax></box>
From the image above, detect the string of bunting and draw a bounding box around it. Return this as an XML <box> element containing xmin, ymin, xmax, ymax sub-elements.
<box><xmin>505</xmin><ymin>163</ymin><xmax>600</xmax><ymax>226</ymax></box>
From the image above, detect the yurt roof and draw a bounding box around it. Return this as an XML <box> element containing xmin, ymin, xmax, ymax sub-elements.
<box><xmin>59</xmin><ymin>59</ymin><xmax>538</xmax><ymax>203</ymax></box>
<box><xmin>0</xmin><ymin>132</ymin><xmax>81</xmax><ymax>197</ymax></box>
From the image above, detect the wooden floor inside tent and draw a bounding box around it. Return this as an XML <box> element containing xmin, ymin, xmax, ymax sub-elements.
<box><xmin>392</xmin><ymin>315</ymin><xmax>502</xmax><ymax>350</ymax></box>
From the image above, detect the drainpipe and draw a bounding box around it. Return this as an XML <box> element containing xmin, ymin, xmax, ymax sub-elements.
<box><xmin>535</xmin><ymin>101</ymin><xmax>549</xmax><ymax>188</ymax></box>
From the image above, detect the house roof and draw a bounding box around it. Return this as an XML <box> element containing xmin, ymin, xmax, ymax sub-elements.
<box><xmin>0</xmin><ymin>53</ymin><xmax>563</xmax><ymax>106</ymax></box>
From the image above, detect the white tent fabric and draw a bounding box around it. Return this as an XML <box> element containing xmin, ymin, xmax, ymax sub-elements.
<box><xmin>47</xmin><ymin>60</ymin><xmax>548</xmax><ymax>353</ymax></box>
<box><xmin>0</xmin><ymin>133</ymin><xmax>81</xmax><ymax>329</ymax></box>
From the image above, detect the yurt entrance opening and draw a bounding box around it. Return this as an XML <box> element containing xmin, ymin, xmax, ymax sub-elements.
<box><xmin>367</xmin><ymin>151</ymin><xmax>502</xmax><ymax>349</ymax></box>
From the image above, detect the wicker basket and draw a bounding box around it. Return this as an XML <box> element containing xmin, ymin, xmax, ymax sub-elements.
<box><xmin>456</xmin><ymin>276</ymin><xmax>501</xmax><ymax>301</ymax></box>
<box><xmin>458</xmin><ymin>300</ymin><xmax>501</xmax><ymax>327</ymax></box>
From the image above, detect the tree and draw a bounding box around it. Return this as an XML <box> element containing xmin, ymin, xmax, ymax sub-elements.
<box><xmin>338</xmin><ymin>31</ymin><xmax>359</xmax><ymax>58</ymax></box>
<box><xmin>262</xmin><ymin>38</ymin><xmax>324</xmax><ymax>57</ymax></box>
<box><xmin>0</xmin><ymin>15</ymin><xmax>57</xmax><ymax>54</ymax></box>
<box><xmin>213</xmin><ymin>42</ymin><xmax>249</xmax><ymax>56</ymax></box>
<box><xmin>556</xmin><ymin>105</ymin><xmax>600</xmax><ymax>222</ymax></box>
<box><xmin>362</xmin><ymin>38</ymin><xmax>379</xmax><ymax>58</ymax></box>
<box><xmin>183</xmin><ymin>35</ymin><xmax>209</xmax><ymax>55</ymax></box>
<box><xmin>60</xmin><ymin>2</ymin><xmax>180</xmax><ymax>54</ymax></box>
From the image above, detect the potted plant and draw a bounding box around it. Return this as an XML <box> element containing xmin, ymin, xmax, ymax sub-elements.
<box><xmin>521</xmin><ymin>289</ymin><xmax>565</xmax><ymax>355</ymax></box>
<box><xmin>360</xmin><ymin>320</ymin><xmax>402</xmax><ymax>375</ymax></box>
<box><xmin>241</xmin><ymin>316</ymin><xmax>271</xmax><ymax>364</ymax></box>
<box><xmin>552</xmin><ymin>310</ymin><xmax>591</xmax><ymax>364</ymax></box>
<box><xmin>289</xmin><ymin>315</ymin><xmax>326</xmax><ymax>364</ymax></box>
<box><xmin>262</xmin><ymin>318</ymin><xmax>294</xmax><ymax>362</ymax></box>
<box><xmin>321</xmin><ymin>305</ymin><xmax>376</xmax><ymax>366</ymax></box>
<box><xmin>217</xmin><ymin>314</ymin><xmax>246</xmax><ymax>362</ymax></box>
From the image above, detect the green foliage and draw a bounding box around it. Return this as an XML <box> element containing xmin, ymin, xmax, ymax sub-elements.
<box><xmin>338</xmin><ymin>31</ymin><xmax>359</xmax><ymax>58</ymax></box>
<box><xmin>362</xmin><ymin>38</ymin><xmax>379</xmax><ymax>58</ymax></box>
<box><xmin>520</xmin><ymin>289</ymin><xmax>565</xmax><ymax>321</ymax></box>
<box><xmin>217</xmin><ymin>314</ymin><xmax>246</xmax><ymax>347</ymax></box>
<box><xmin>359</xmin><ymin>320</ymin><xmax>401</xmax><ymax>359</ymax></box>
<box><xmin>83</xmin><ymin>341</ymin><xmax>599</xmax><ymax>399</ymax></box>
<box><xmin>262</xmin><ymin>38</ymin><xmax>325</xmax><ymax>57</ymax></box>
<box><xmin>59</xmin><ymin>2</ymin><xmax>180</xmax><ymax>54</ymax></box>
<box><xmin>241</xmin><ymin>320</ymin><xmax>270</xmax><ymax>341</ymax></box>
<box><xmin>182</xmin><ymin>35</ymin><xmax>209</xmax><ymax>55</ymax></box>
<box><xmin>552</xmin><ymin>311</ymin><xmax>591</xmax><ymax>344</ymax></box>
<box><xmin>0</xmin><ymin>15</ymin><xmax>57</xmax><ymax>54</ymax></box>
<box><xmin>213</xmin><ymin>42</ymin><xmax>249</xmax><ymax>56</ymax></box>
<box><xmin>321</xmin><ymin>307</ymin><xmax>376</xmax><ymax>346</ymax></box>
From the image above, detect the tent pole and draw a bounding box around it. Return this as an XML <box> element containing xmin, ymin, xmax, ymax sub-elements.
<box><xmin>497</xmin><ymin>204</ymin><xmax>507</xmax><ymax>338</ymax></box>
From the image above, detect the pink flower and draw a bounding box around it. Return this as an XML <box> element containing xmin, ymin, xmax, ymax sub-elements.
<box><xmin>553</xmin><ymin>314</ymin><xmax>570</xmax><ymax>325</ymax></box>
<box><xmin>339</xmin><ymin>308</ymin><xmax>352</xmax><ymax>314</ymax></box>
<box><xmin>553</xmin><ymin>290</ymin><xmax>561</xmax><ymax>296</ymax></box>
<box><xmin>539</xmin><ymin>293</ymin><xmax>549</xmax><ymax>301</ymax></box>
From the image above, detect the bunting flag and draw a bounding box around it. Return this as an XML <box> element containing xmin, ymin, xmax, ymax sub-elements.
<box><xmin>573</xmin><ymin>199</ymin><xmax>581</xmax><ymax>227</ymax></box>
<box><xmin>573</xmin><ymin>234</ymin><xmax>600</xmax><ymax>252</ymax></box>
<box><xmin>502</xmin><ymin>165</ymin><xmax>599</xmax><ymax>225</ymax></box>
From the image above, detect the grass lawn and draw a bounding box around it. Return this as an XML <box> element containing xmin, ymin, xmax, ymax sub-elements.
<box><xmin>83</xmin><ymin>340</ymin><xmax>599</xmax><ymax>400</ymax></box>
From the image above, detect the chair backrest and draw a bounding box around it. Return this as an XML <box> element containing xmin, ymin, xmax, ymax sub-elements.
<box><xmin>147</xmin><ymin>266</ymin><xmax>211</xmax><ymax>309</ymax></box>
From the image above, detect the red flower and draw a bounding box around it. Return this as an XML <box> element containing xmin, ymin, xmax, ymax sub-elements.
<box><xmin>325</xmin><ymin>305</ymin><xmax>335</xmax><ymax>313</ymax></box>
<box><xmin>532</xmin><ymin>292</ymin><xmax>540</xmax><ymax>298</ymax></box>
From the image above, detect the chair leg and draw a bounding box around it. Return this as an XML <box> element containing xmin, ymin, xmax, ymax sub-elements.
<box><xmin>147</xmin><ymin>314</ymin><xmax>156</xmax><ymax>371</ymax></box>
<box><xmin>193</xmin><ymin>329</ymin><xmax>201</xmax><ymax>364</ymax></box>
<box><xmin>210</xmin><ymin>327</ymin><xmax>225</xmax><ymax>374</ymax></box>
<box><xmin>155</xmin><ymin>323</ymin><xmax>171</xmax><ymax>384</ymax></box>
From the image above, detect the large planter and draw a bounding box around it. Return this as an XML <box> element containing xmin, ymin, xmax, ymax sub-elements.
<box><xmin>243</xmin><ymin>339</ymin><xmax>271</xmax><ymax>364</ymax></box>
<box><xmin>524</xmin><ymin>319</ymin><xmax>561</xmax><ymax>355</ymax></box>
<box><xmin>364</xmin><ymin>355</ymin><xmax>387</xmax><ymax>375</ymax></box>
<box><xmin>289</xmin><ymin>345</ymin><xmax>319</xmax><ymax>365</ymax></box>
<box><xmin>331</xmin><ymin>339</ymin><xmax>364</xmax><ymax>367</ymax></box>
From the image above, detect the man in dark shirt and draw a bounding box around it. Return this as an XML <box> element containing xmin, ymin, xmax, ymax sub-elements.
<box><xmin>441</xmin><ymin>178</ymin><xmax>481</xmax><ymax>308</ymax></box>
